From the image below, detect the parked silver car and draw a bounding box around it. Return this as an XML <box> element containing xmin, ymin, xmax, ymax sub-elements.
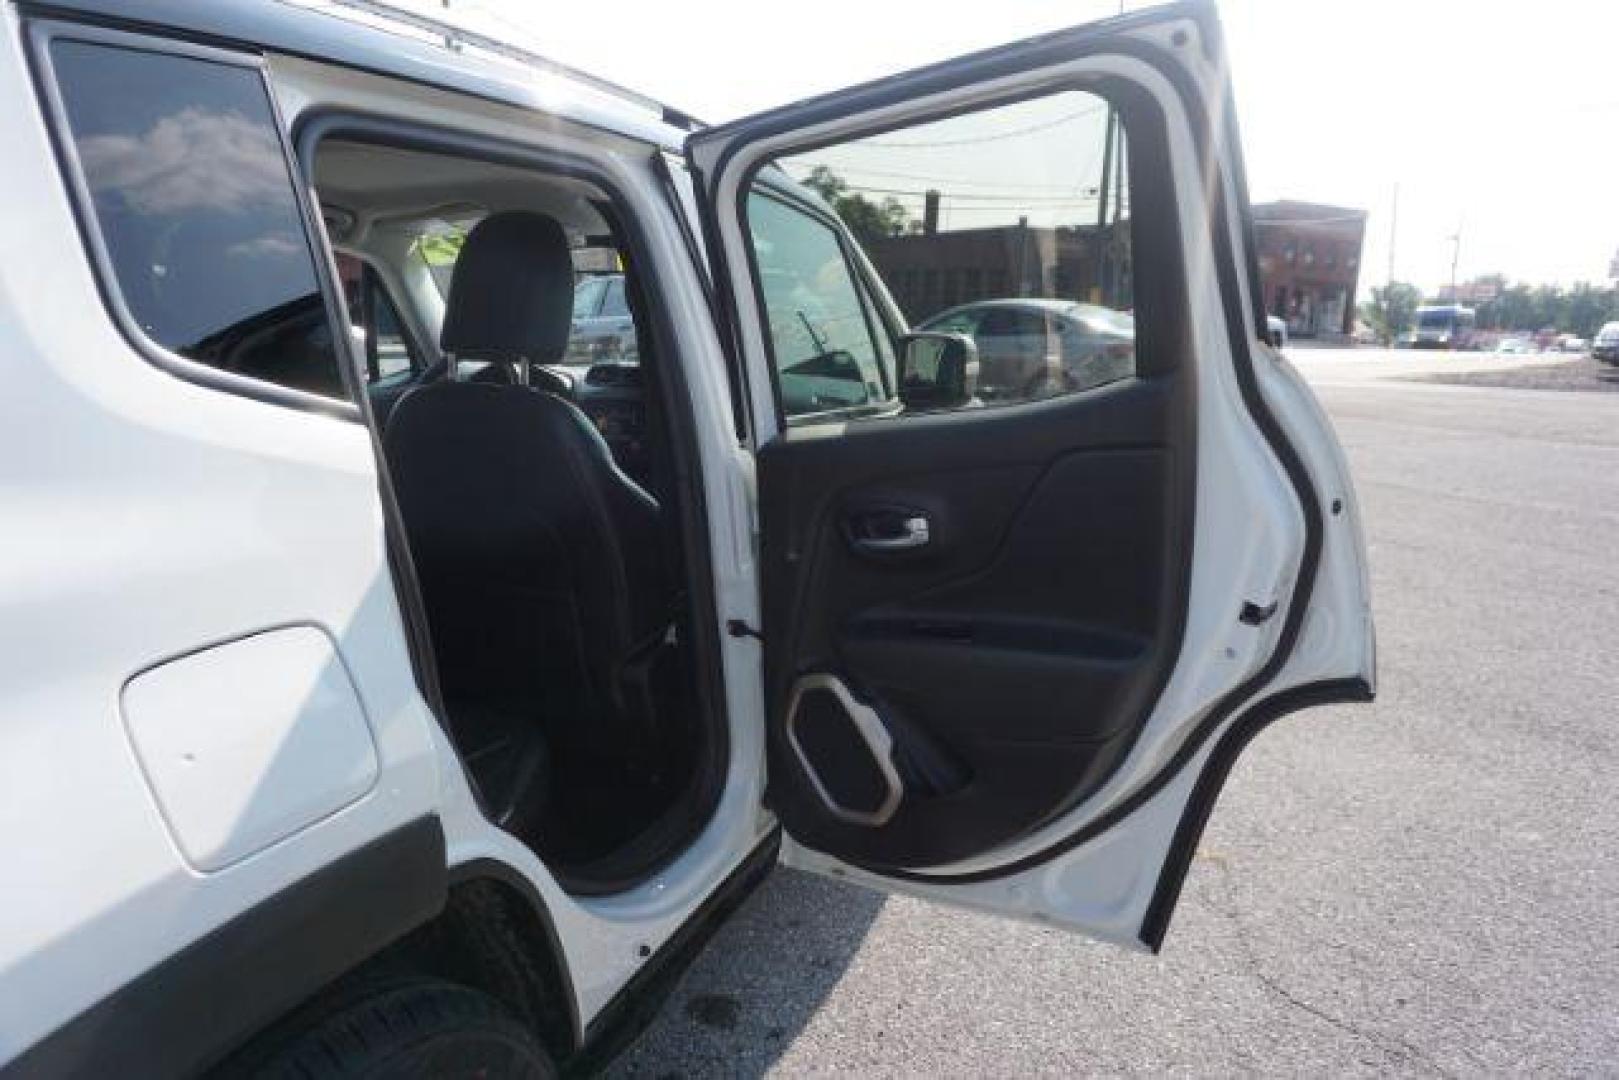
<box><xmin>918</xmin><ymin>298</ymin><xmax>1135</xmax><ymax>402</ymax></box>
<box><xmin>1591</xmin><ymin>322</ymin><xmax>1619</xmax><ymax>363</ymax></box>
<box><xmin>569</xmin><ymin>271</ymin><xmax>638</xmax><ymax>361</ymax></box>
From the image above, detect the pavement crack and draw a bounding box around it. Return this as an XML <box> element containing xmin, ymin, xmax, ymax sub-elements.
<box><xmin>1196</xmin><ymin>851</ymin><xmax>1458</xmax><ymax>1079</ymax></box>
<box><xmin>1249</xmin><ymin>966</ymin><xmax>1455</xmax><ymax>1079</ymax></box>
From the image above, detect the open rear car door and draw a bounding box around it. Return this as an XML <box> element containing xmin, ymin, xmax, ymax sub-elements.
<box><xmin>686</xmin><ymin>2</ymin><xmax>1374</xmax><ymax>950</ymax></box>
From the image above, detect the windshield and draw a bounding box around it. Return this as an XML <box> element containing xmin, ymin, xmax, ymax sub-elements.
<box><xmin>1417</xmin><ymin>309</ymin><xmax>1455</xmax><ymax>329</ymax></box>
<box><xmin>1074</xmin><ymin>305</ymin><xmax>1136</xmax><ymax>336</ymax></box>
<box><xmin>408</xmin><ymin>221</ymin><xmax>637</xmax><ymax>364</ymax></box>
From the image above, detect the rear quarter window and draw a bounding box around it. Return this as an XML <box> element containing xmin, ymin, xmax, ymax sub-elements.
<box><xmin>45</xmin><ymin>36</ymin><xmax>347</xmax><ymax>402</ymax></box>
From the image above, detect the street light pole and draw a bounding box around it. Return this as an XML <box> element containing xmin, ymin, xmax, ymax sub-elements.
<box><xmin>1449</xmin><ymin>227</ymin><xmax>1462</xmax><ymax>300</ymax></box>
<box><xmin>1387</xmin><ymin>182</ymin><xmax>1398</xmax><ymax>289</ymax></box>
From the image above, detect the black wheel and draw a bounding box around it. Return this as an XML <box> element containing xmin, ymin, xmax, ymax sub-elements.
<box><xmin>237</xmin><ymin>978</ymin><xmax>556</xmax><ymax>1080</ymax></box>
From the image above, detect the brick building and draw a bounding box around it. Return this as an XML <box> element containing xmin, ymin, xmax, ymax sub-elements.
<box><xmin>866</xmin><ymin>214</ymin><xmax>1131</xmax><ymax>322</ymax></box>
<box><xmin>1252</xmin><ymin>200</ymin><xmax>1367</xmax><ymax>338</ymax></box>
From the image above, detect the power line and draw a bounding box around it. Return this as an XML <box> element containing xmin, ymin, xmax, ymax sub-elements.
<box><xmin>854</xmin><ymin>104</ymin><xmax>1106</xmax><ymax>149</ymax></box>
<box><xmin>836</xmin><ymin>184</ymin><xmax>1105</xmax><ymax>207</ymax></box>
<box><xmin>781</xmin><ymin>159</ymin><xmax>1100</xmax><ymax>195</ymax></box>
<box><xmin>1253</xmin><ymin>214</ymin><xmax>1370</xmax><ymax>227</ymax></box>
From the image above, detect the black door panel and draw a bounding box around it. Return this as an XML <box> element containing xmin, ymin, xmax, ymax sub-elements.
<box><xmin>761</xmin><ymin>374</ymin><xmax>1193</xmax><ymax>869</ymax></box>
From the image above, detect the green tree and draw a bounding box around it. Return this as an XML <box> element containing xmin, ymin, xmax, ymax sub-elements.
<box><xmin>1460</xmin><ymin>278</ymin><xmax>1619</xmax><ymax>337</ymax></box>
<box><xmin>1564</xmin><ymin>282</ymin><xmax>1619</xmax><ymax>339</ymax></box>
<box><xmin>1492</xmin><ymin>283</ymin><xmax>1538</xmax><ymax>331</ymax></box>
<box><xmin>802</xmin><ymin>165</ymin><xmax>911</xmax><ymax>250</ymax></box>
<box><xmin>1360</xmin><ymin>281</ymin><xmax>1422</xmax><ymax>343</ymax></box>
<box><xmin>1469</xmin><ymin>274</ymin><xmax>1509</xmax><ymax>328</ymax></box>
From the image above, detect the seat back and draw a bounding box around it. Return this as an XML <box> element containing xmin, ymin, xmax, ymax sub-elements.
<box><xmin>384</xmin><ymin>212</ymin><xmax>668</xmax><ymax>753</ymax></box>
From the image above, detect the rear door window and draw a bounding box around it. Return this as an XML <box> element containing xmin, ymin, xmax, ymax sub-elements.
<box><xmin>45</xmin><ymin>37</ymin><xmax>346</xmax><ymax>401</ymax></box>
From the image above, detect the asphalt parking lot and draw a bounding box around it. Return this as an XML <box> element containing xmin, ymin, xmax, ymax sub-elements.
<box><xmin>610</xmin><ymin>348</ymin><xmax>1619</xmax><ymax>1077</ymax></box>
<box><xmin>1413</xmin><ymin>354</ymin><xmax>1619</xmax><ymax>394</ymax></box>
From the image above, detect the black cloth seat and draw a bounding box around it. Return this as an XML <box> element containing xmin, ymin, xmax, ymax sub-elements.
<box><xmin>384</xmin><ymin>211</ymin><xmax>671</xmax><ymax>765</ymax></box>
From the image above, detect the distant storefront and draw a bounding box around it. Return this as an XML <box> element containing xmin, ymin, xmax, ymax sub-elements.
<box><xmin>1252</xmin><ymin>200</ymin><xmax>1367</xmax><ymax>339</ymax></box>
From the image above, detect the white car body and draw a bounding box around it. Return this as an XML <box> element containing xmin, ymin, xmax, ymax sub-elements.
<box><xmin>1267</xmin><ymin>314</ymin><xmax>1289</xmax><ymax>348</ymax></box>
<box><xmin>0</xmin><ymin>0</ymin><xmax>1374</xmax><ymax>1073</ymax></box>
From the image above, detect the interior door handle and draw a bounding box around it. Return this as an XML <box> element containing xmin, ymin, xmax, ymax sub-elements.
<box><xmin>850</xmin><ymin>513</ymin><xmax>931</xmax><ymax>553</ymax></box>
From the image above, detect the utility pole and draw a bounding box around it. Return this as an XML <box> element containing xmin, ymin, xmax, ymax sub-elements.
<box><xmin>1111</xmin><ymin>126</ymin><xmax>1127</xmax><ymax>304</ymax></box>
<box><xmin>1449</xmin><ymin>226</ymin><xmax>1463</xmax><ymax>301</ymax></box>
<box><xmin>1386</xmin><ymin>182</ymin><xmax>1398</xmax><ymax>288</ymax></box>
<box><xmin>1094</xmin><ymin>107</ymin><xmax>1117</xmax><ymax>305</ymax></box>
<box><xmin>1091</xmin><ymin>1</ymin><xmax>1127</xmax><ymax>306</ymax></box>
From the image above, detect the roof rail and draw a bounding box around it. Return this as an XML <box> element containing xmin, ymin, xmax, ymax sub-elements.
<box><xmin>305</xmin><ymin>0</ymin><xmax>693</xmax><ymax>125</ymax></box>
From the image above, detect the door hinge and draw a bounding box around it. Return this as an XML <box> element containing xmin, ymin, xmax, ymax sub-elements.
<box><xmin>1239</xmin><ymin>599</ymin><xmax>1279</xmax><ymax>626</ymax></box>
<box><xmin>727</xmin><ymin>619</ymin><xmax>764</xmax><ymax>641</ymax></box>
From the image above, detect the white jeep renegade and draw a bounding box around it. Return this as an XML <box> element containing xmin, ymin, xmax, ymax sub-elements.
<box><xmin>0</xmin><ymin>0</ymin><xmax>1375</xmax><ymax>1075</ymax></box>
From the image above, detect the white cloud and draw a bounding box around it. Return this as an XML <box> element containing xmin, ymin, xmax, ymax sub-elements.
<box><xmin>225</xmin><ymin>231</ymin><xmax>303</xmax><ymax>260</ymax></box>
<box><xmin>78</xmin><ymin>106</ymin><xmax>289</xmax><ymax>216</ymax></box>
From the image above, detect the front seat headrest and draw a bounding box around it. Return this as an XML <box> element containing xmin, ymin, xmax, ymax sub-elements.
<box><xmin>440</xmin><ymin>211</ymin><xmax>574</xmax><ymax>362</ymax></box>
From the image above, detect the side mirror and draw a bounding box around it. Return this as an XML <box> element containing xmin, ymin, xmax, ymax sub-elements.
<box><xmin>897</xmin><ymin>331</ymin><xmax>978</xmax><ymax>411</ymax></box>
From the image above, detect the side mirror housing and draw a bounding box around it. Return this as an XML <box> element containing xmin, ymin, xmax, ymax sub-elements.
<box><xmin>897</xmin><ymin>331</ymin><xmax>978</xmax><ymax>411</ymax></box>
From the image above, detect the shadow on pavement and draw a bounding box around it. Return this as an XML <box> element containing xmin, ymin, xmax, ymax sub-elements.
<box><xmin>604</xmin><ymin>867</ymin><xmax>884</xmax><ymax>1078</ymax></box>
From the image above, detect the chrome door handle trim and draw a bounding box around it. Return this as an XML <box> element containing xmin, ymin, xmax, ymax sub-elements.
<box><xmin>852</xmin><ymin>515</ymin><xmax>930</xmax><ymax>552</ymax></box>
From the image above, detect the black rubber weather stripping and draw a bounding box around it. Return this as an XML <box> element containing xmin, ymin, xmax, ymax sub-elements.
<box><xmin>1137</xmin><ymin>677</ymin><xmax>1374</xmax><ymax>951</ymax></box>
<box><xmin>564</xmin><ymin>828</ymin><xmax>781</xmax><ymax>1076</ymax></box>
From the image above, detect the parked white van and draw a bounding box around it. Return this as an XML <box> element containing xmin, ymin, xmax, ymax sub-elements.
<box><xmin>0</xmin><ymin>0</ymin><xmax>1374</xmax><ymax>1075</ymax></box>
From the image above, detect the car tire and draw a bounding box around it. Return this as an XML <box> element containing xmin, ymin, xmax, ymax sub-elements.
<box><xmin>229</xmin><ymin>977</ymin><xmax>556</xmax><ymax>1080</ymax></box>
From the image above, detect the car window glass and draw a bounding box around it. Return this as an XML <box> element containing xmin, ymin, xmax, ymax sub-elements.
<box><xmin>1059</xmin><ymin>309</ymin><xmax>1137</xmax><ymax>392</ymax></box>
<box><xmin>50</xmin><ymin>40</ymin><xmax>345</xmax><ymax>401</ymax></box>
<box><xmin>928</xmin><ymin>309</ymin><xmax>981</xmax><ymax>336</ymax></box>
<box><xmin>334</xmin><ymin>254</ymin><xmax>419</xmax><ymax>383</ymax></box>
<box><xmin>766</xmin><ymin>88</ymin><xmax>1137</xmax><ymax>415</ymax></box>
<box><xmin>573</xmin><ymin>276</ymin><xmax>607</xmax><ymax>318</ymax></box>
<box><xmin>600</xmin><ymin>276</ymin><xmax>629</xmax><ymax>317</ymax></box>
<box><xmin>746</xmin><ymin>190</ymin><xmax>892</xmax><ymax>419</ymax></box>
<box><xmin>411</xmin><ymin>225</ymin><xmax>640</xmax><ymax>366</ymax></box>
<box><xmin>368</xmin><ymin>279</ymin><xmax>414</xmax><ymax>380</ymax></box>
<box><xmin>973</xmin><ymin>307</ymin><xmax>1052</xmax><ymax>400</ymax></box>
